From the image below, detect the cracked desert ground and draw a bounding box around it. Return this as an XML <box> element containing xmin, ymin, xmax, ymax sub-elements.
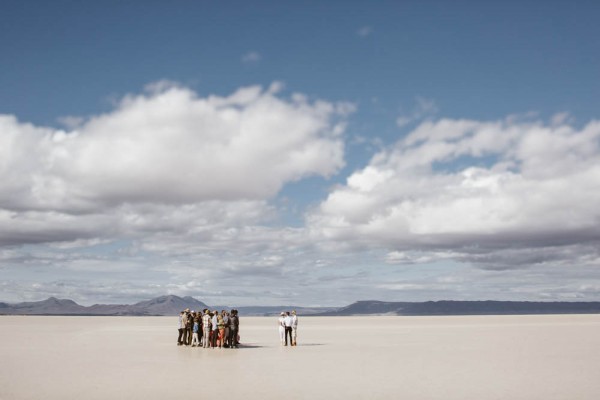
<box><xmin>1</xmin><ymin>315</ymin><xmax>600</xmax><ymax>400</ymax></box>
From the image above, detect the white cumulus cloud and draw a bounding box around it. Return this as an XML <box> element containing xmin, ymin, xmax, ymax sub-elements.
<box><xmin>242</xmin><ymin>51</ymin><xmax>261</xmax><ymax>64</ymax></box>
<box><xmin>309</xmin><ymin>116</ymin><xmax>600</xmax><ymax>269</ymax></box>
<box><xmin>0</xmin><ymin>83</ymin><xmax>352</xmax><ymax>246</ymax></box>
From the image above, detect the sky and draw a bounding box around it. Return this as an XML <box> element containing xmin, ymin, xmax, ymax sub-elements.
<box><xmin>1</xmin><ymin>0</ymin><xmax>600</xmax><ymax>306</ymax></box>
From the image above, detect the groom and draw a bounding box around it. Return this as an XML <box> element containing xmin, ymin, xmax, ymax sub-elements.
<box><xmin>283</xmin><ymin>311</ymin><xmax>293</xmax><ymax>346</ymax></box>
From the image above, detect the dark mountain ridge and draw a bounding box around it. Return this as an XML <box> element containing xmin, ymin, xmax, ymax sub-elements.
<box><xmin>316</xmin><ymin>300</ymin><xmax>600</xmax><ymax>316</ymax></box>
<box><xmin>0</xmin><ymin>295</ymin><xmax>330</xmax><ymax>316</ymax></box>
<box><xmin>0</xmin><ymin>297</ymin><xmax>88</xmax><ymax>315</ymax></box>
<box><xmin>2</xmin><ymin>297</ymin><xmax>600</xmax><ymax>316</ymax></box>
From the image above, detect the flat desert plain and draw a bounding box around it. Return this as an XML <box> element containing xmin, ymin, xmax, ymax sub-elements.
<box><xmin>1</xmin><ymin>315</ymin><xmax>600</xmax><ymax>400</ymax></box>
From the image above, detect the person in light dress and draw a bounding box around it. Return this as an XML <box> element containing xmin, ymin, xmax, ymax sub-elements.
<box><xmin>278</xmin><ymin>312</ymin><xmax>285</xmax><ymax>345</ymax></box>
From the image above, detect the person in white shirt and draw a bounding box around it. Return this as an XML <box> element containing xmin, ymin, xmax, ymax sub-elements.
<box><xmin>211</xmin><ymin>310</ymin><xmax>219</xmax><ymax>348</ymax></box>
<box><xmin>291</xmin><ymin>310</ymin><xmax>298</xmax><ymax>346</ymax></box>
<box><xmin>202</xmin><ymin>310</ymin><xmax>212</xmax><ymax>348</ymax></box>
<box><xmin>283</xmin><ymin>311</ymin><xmax>293</xmax><ymax>346</ymax></box>
<box><xmin>278</xmin><ymin>312</ymin><xmax>285</xmax><ymax>345</ymax></box>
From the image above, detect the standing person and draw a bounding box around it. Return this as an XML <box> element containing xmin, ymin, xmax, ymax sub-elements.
<box><xmin>191</xmin><ymin>317</ymin><xmax>200</xmax><ymax>347</ymax></box>
<box><xmin>177</xmin><ymin>311</ymin><xmax>185</xmax><ymax>346</ymax></box>
<box><xmin>222</xmin><ymin>310</ymin><xmax>230</xmax><ymax>348</ymax></box>
<box><xmin>291</xmin><ymin>310</ymin><xmax>298</xmax><ymax>346</ymax></box>
<box><xmin>217</xmin><ymin>312</ymin><xmax>225</xmax><ymax>348</ymax></box>
<box><xmin>278</xmin><ymin>312</ymin><xmax>286</xmax><ymax>345</ymax></box>
<box><xmin>283</xmin><ymin>311</ymin><xmax>293</xmax><ymax>346</ymax></box>
<box><xmin>229</xmin><ymin>310</ymin><xmax>239</xmax><ymax>348</ymax></box>
<box><xmin>197</xmin><ymin>311</ymin><xmax>203</xmax><ymax>347</ymax></box>
<box><xmin>185</xmin><ymin>309</ymin><xmax>193</xmax><ymax>346</ymax></box>
<box><xmin>202</xmin><ymin>309</ymin><xmax>212</xmax><ymax>348</ymax></box>
<box><xmin>182</xmin><ymin>308</ymin><xmax>191</xmax><ymax>346</ymax></box>
<box><xmin>211</xmin><ymin>310</ymin><xmax>219</xmax><ymax>348</ymax></box>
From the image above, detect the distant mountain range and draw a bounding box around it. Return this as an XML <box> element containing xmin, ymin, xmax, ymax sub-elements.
<box><xmin>0</xmin><ymin>295</ymin><xmax>208</xmax><ymax>316</ymax></box>
<box><xmin>317</xmin><ymin>300</ymin><xmax>600</xmax><ymax>316</ymax></box>
<box><xmin>0</xmin><ymin>295</ymin><xmax>334</xmax><ymax>316</ymax></box>
<box><xmin>1</xmin><ymin>296</ymin><xmax>600</xmax><ymax>316</ymax></box>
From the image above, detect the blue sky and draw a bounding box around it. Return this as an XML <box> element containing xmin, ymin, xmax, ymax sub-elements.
<box><xmin>3</xmin><ymin>1</ymin><xmax>599</xmax><ymax>122</ymax></box>
<box><xmin>1</xmin><ymin>1</ymin><xmax>600</xmax><ymax>306</ymax></box>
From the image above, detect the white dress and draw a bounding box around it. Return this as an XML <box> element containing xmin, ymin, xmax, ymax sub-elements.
<box><xmin>291</xmin><ymin>315</ymin><xmax>298</xmax><ymax>342</ymax></box>
<box><xmin>278</xmin><ymin>316</ymin><xmax>285</xmax><ymax>343</ymax></box>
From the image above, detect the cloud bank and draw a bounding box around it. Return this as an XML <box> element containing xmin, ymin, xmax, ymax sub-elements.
<box><xmin>0</xmin><ymin>83</ymin><xmax>351</xmax><ymax>246</ymax></box>
<box><xmin>309</xmin><ymin>116</ymin><xmax>600</xmax><ymax>270</ymax></box>
<box><xmin>2</xmin><ymin>84</ymin><xmax>600</xmax><ymax>304</ymax></box>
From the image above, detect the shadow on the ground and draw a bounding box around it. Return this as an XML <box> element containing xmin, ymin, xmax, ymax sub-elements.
<box><xmin>178</xmin><ymin>343</ymin><xmax>324</xmax><ymax>349</ymax></box>
<box><xmin>237</xmin><ymin>343</ymin><xmax>326</xmax><ymax>348</ymax></box>
<box><xmin>236</xmin><ymin>344</ymin><xmax>265</xmax><ymax>349</ymax></box>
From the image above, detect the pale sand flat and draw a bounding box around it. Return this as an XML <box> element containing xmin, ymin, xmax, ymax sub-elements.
<box><xmin>1</xmin><ymin>315</ymin><xmax>599</xmax><ymax>400</ymax></box>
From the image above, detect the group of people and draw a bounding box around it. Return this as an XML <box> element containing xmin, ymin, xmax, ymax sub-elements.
<box><xmin>278</xmin><ymin>310</ymin><xmax>298</xmax><ymax>346</ymax></box>
<box><xmin>178</xmin><ymin>308</ymin><xmax>300</xmax><ymax>348</ymax></box>
<box><xmin>177</xmin><ymin>308</ymin><xmax>240</xmax><ymax>348</ymax></box>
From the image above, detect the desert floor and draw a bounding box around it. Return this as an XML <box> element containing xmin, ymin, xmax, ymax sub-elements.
<box><xmin>1</xmin><ymin>314</ymin><xmax>599</xmax><ymax>399</ymax></box>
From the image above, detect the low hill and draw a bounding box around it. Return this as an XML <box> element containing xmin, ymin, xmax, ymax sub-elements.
<box><xmin>4</xmin><ymin>297</ymin><xmax>599</xmax><ymax>317</ymax></box>
<box><xmin>316</xmin><ymin>300</ymin><xmax>600</xmax><ymax>316</ymax></box>
<box><xmin>0</xmin><ymin>296</ymin><xmax>330</xmax><ymax>316</ymax></box>
<box><xmin>86</xmin><ymin>295</ymin><xmax>210</xmax><ymax>316</ymax></box>
<box><xmin>0</xmin><ymin>295</ymin><xmax>209</xmax><ymax>316</ymax></box>
<box><xmin>0</xmin><ymin>297</ymin><xmax>88</xmax><ymax>315</ymax></box>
